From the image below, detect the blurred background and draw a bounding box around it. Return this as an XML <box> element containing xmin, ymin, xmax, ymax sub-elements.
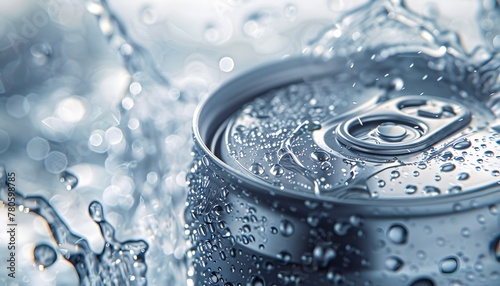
<box><xmin>0</xmin><ymin>0</ymin><xmax>498</xmax><ymax>285</ymax></box>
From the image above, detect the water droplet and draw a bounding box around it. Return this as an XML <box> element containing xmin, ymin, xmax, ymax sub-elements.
<box><xmin>453</xmin><ymin>139</ymin><xmax>471</xmax><ymax>150</ymax></box>
<box><xmin>493</xmin><ymin>236</ymin><xmax>500</xmax><ymax>262</ymax></box>
<box><xmin>334</xmin><ymin>222</ymin><xmax>351</xmax><ymax>236</ymax></box>
<box><xmin>307</xmin><ymin>216</ymin><xmax>319</xmax><ymax>227</ymax></box>
<box><xmin>270</xmin><ymin>164</ymin><xmax>284</xmax><ymax>176</ymax></box>
<box><xmin>440</xmin><ymin>162</ymin><xmax>456</xmax><ymax>172</ymax></box>
<box><xmin>349</xmin><ymin>215</ymin><xmax>362</xmax><ymax>227</ymax></box>
<box><xmin>440</xmin><ymin>151</ymin><xmax>453</xmax><ymax>161</ymax></box>
<box><xmin>391</xmin><ymin>77</ymin><xmax>404</xmax><ymax>90</ymax></box>
<box><xmin>390</xmin><ymin>170</ymin><xmax>400</xmax><ymax>179</ymax></box>
<box><xmin>321</xmin><ymin>161</ymin><xmax>332</xmax><ymax>170</ymax></box>
<box><xmin>311</xmin><ymin>150</ymin><xmax>330</xmax><ymax>162</ymax></box>
<box><xmin>33</xmin><ymin>244</ymin><xmax>57</xmax><ymax>270</ymax></box>
<box><xmin>201</xmin><ymin>155</ymin><xmax>210</xmax><ymax>167</ymax></box>
<box><xmin>409</xmin><ymin>278</ymin><xmax>435</xmax><ymax>286</ymax></box>
<box><xmin>448</xmin><ymin>186</ymin><xmax>462</xmax><ymax>194</ymax></box>
<box><xmin>492</xmin><ymin>170</ymin><xmax>500</xmax><ymax>177</ymax></box>
<box><xmin>423</xmin><ymin>186</ymin><xmax>440</xmax><ymax>196</ymax></box>
<box><xmin>59</xmin><ymin>171</ymin><xmax>78</xmax><ymax>190</ymax></box>
<box><xmin>249</xmin><ymin>163</ymin><xmax>264</xmax><ymax>175</ymax></box>
<box><xmin>485</xmin><ymin>150</ymin><xmax>494</xmax><ymax>157</ymax></box>
<box><xmin>387</xmin><ymin>224</ymin><xmax>408</xmax><ymax>244</ymax></box>
<box><xmin>461</xmin><ymin>227</ymin><xmax>470</xmax><ymax>238</ymax></box>
<box><xmin>249</xmin><ymin>275</ymin><xmax>266</xmax><ymax>286</ymax></box>
<box><xmin>423</xmin><ymin>226</ymin><xmax>432</xmax><ymax>234</ymax></box>
<box><xmin>242</xmin><ymin>224</ymin><xmax>251</xmax><ymax>233</ymax></box>
<box><xmin>412</xmin><ymin>170</ymin><xmax>420</xmax><ymax>177</ymax></box>
<box><xmin>439</xmin><ymin>256</ymin><xmax>459</xmax><ymax>274</ymax></box>
<box><xmin>279</xmin><ymin>220</ymin><xmax>294</xmax><ymax>237</ymax></box>
<box><xmin>417</xmin><ymin>163</ymin><xmax>427</xmax><ymax>169</ymax></box>
<box><xmin>313</xmin><ymin>246</ymin><xmax>336</xmax><ymax>265</ymax></box>
<box><xmin>404</xmin><ymin>185</ymin><xmax>417</xmax><ymax>195</ymax></box>
<box><xmin>457</xmin><ymin>172</ymin><xmax>470</xmax><ymax>180</ymax></box>
<box><xmin>436</xmin><ymin>237</ymin><xmax>446</xmax><ymax>246</ymax></box>
<box><xmin>219</xmin><ymin>250</ymin><xmax>227</xmax><ymax>261</ymax></box>
<box><xmin>306</xmin><ymin>120</ymin><xmax>321</xmax><ymax>131</ymax></box>
<box><xmin>210</xmin><ymin>272</ymin><xmax>219</xmax><ymax>283</ymax></box>
<box><xmin>474</xmin><ymin>261</ymin><xmax>484</xmax><ymax>272</ymax></box>
<box><xmin>89</xmin><ymin>201</ymin><xmax>104</xmax><ymax>222</ymax></box>
<box><xmin>416</xmin><ymin>250</ymin><xmax>427</xmax><ymax>260</ymax></box>
<box><xmin>477</xmin><ymin>215</ymin><xmax>486</xmax><ymax>224</ymax></box>
<box><xmin>377</xmin><ymin>179</ymin><xmax>386</xmax><ymax>188</ymax></box>
<box><xmin>489</xmin><ymin>205</ymin><xmax>499</xmax><ymax>215</ymax></box>
<box><xmin>277</xmin><ymin>251</ymin><xmax>292</xmax><ymax>263</ymax></box>
<box><xmin>385</xmin><ymin>256</ymin><xmax>404</xmax><ymax>271</ymax></box>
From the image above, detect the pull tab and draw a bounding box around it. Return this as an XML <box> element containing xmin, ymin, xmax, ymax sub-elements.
<box><xmin>330</xmin><ymin>96</ymin><xmax>471</xmax><ymax>155</ymax></box>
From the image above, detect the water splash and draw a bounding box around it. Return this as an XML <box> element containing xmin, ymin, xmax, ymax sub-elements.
<box><xmin>307</xmin><ymin>0</ymin><xmax>500</xmax><ymax>100</ymax></box>
<box><xmin>3</xmin><ymin>0</ymin><xmax>189</xmax><ymax>284</ymax></box>
<box><xmin>0</xmin><ymin>166</ymin><xmax>148</xmax><ymax>286</ymax></box>
<box><xmin>84</xmin><ymin>1</ymin><xmax>189</xmax><ymax>285</ymax></box>
<box><xmin>85</xmin><ymin>0</ymin><xmax>169</xmax><ymax>86</ymax></box>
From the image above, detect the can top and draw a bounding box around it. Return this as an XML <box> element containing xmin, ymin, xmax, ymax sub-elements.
<box><xmin>196</xmin><ymin>53</ymin><xmax>500</xmax><ymax>203</ymax></box>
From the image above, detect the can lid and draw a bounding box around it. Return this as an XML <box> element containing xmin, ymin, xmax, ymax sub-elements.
<box><xmin>332</xmin><ymin>95</ymin><xmax>470</xmax><ymax>155</ymax></box>
<box><xmin>205</xmin><ymin>53</ymin><xmax>500</xmax><ymax>200</ymax></box>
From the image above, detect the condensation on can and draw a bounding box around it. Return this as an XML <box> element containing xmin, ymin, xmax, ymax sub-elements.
<box><xmin>186</xmin><ymin>52</ymin><xmax>500</xmax><ymax>286</ymax></box>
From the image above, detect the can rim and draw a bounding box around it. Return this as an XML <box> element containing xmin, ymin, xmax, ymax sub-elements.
<box><xmin>192</xmin><ymin>55</ymin><xmax>500</xmax><ymax>216</ymax></box>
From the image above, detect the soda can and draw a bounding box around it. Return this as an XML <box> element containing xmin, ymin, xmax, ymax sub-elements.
<box><xmin>185</xmin><ymin>51</ymin><xmax>500</xmax><ymax>286</ymax></box>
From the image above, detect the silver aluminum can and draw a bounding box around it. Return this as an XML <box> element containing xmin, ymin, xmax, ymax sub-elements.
<box><xmin>185</xmin><ymin>52</ymin><xmax>500</xmax><ymax>286</ymax></box>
